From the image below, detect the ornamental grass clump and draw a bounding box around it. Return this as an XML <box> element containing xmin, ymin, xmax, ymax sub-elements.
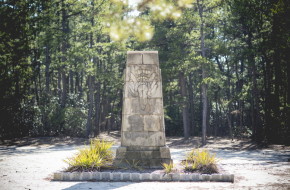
<box><xmin>183</xmin><ymin>149</ymin><xmax>218</xmax><ymax>174</ymax></box>
<box><xmin>64</xmin><ymin>139</ymin><xmax>114</xmax><ymax>172</ymax></box>
<box><xmin>162</xmin><ymin>161</ymin><xmax>174</xmax><ymax>174</ymax></box>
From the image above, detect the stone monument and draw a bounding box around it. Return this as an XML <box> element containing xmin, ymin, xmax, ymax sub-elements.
<box><xmin>115</xmin><ymin>51</ymin><xmax>172</xmax><ymax>168</ymax></box>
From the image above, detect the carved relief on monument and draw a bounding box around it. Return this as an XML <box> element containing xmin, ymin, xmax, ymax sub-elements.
<box><xmin>124</xmin><ymin>64</ymin><xmax>162</xmax><ymax>113</ymax></box>
<box><xmin>123</xmin><ymin>98</ymin><xmax>163</xmax><ymax>115</ymax></box>
<box><xmin>126</xmin><ymin>66</ymin><xmax>160</xmax><ymax>95</ymax></box>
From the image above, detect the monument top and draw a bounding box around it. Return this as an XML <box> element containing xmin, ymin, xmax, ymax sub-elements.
<box><xmin>126</xmin><ymin>51</ymin><xmax>159</xmax><ymax>66</ymax></box>
<box><xmin>127</xmin><ymin>51</ymin><xmax>158</xmax><ymax>54</ymax></box>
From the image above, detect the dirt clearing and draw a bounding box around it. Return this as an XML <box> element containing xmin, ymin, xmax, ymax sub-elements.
<box><xmin>0</xmin><ymin>133</ymin><xmax>289</xmax><ymax>190</ymax></box>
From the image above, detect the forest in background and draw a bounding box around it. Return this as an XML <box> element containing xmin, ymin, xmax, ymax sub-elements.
<box><xmin>0</xmin><ymin>0</ymin><xmax>289</xmax><ymax>145</ymax></box>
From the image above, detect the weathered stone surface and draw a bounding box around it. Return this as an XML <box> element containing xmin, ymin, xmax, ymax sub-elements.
<box><xmin>63</xmin><ymin>172</ymin><xmax>71</xmax><ymax>181</ymax></box>
<box><xmin>101</xmin><ymin>172</ymin><xmax>110</xmax><ymax>181</ymax></box>
<box><xmin>127</xmin><ymin>146</ymin><xmax>159</xmax><ymax>151</ymax></box>
<box><xmin>161</xmin><ymin>158</ymin><xmax>172</xmax><ymax>165</ymax></box>
<box><xmin>112</xmin><ymin>173</ymin><xmax>122</xmax><ymax>181</ymax></box>
<box><xmin>160</xmin><ymin>146</ymin><xmax>171</xmax><ymax>158</ymax></box>
<box><xmin>161</xmin><ymin>174</ymin><xmax>172</xmax><ymax>181</ymax></box>
<box><xmin>202</xmin><ymin>174</ymin><xmax>211</xmax><ymax>181</ymax></box>
<box><xmin>122</xmin><ymin>173</ymin><xmax>131</xmax><ymax>181</ymax></box>
<box><xmin>125</xmin><ymin>151</ymin><xmax>141</xmax><ymax>159</ymax></box>
<box><xmin>126</xmin><ymin>52</ymin><xmax>143</xmax><ymax>65</ymax></box>
<box><xmin>92</xmin><ymin>172</ymin><xmax>101</xmax><ymax>180</ymax></box>
<box><xmin>149</xmin><ymin>159</ymin><xmax>163</xmax><ymax>168</ymax></box>
<box><xmin>191</xmin><ymin>174</ymin><xmax>199</xmax><ymax>181</ymax></box>
<box><xmin>131</xmin><ymin>173</ymin><xmax>141</xmax><ymax>181</ymax></box>
<box><xmin>82</xmin><ymin>172</ymin><xmax>92</xmax><ymax>180</ymax></box>
<box><xmin>144</xmin><ymin>115</ymin><xmax>162</xmax><ymax>131</ymax></box>
<box><xmin>142</xmin><ymin>150</ymin><xmax>160</xmax><ymax>158</ymax></box>
<box><xmin>230</xmin><ymin>174</ymin><xmax>234</xmax><ymax>182</ymax></box>
<box><xmin>116</xmin><ymin>146</ymin><xmax>126</xmax><ymax>154</ymax></box>
<box><xmin>71</xmin><ymin>172</ymin><xmax>80</xmax><ymax>181</ymax></box>
<box><xmin>141</xmin><ymin>173</ymin><xmax>151</xmax><ymax>181</ymax></box>
<box><xmin>115</xmin><ymin>51</ymin><xmax>172</xmax><ymax>168</ymax></box>
<box><xmin>122</xmin><ymin>98</ymin><xmax>164</xmax><ymax>115</ymax></box>
<box><xmin>121</xmin><ymin>131</ymin><xmax>165</xmax><ymax>147</ymax></box>
<box><xmin>172</xmin><ymin>173</ymin><xmax>180</xmax><ymax>181</ymax></box>
<box><xmin>143</xmin><ymin>52</ymin><xmax>159</xmax><ymax>65</ymax></box>
<box><xmin>53</xmin><ymin>173</ymin><xmax>62</xmax><ymax>180</ymax></box>
<box><xmin>151</xmin><ymin>173</ymin><xmax>161</xmax><ymax>180</ymax></box>
<box><xmin>122</xmin><ymin>114</ymin><xmax>144</xmax><ymax>132</ymax></box>
<box><xmin>126</xmin><ymin>51</ymin><xmax>158</xmax><ymax>65</ymax></box>
<box><xmin>180</xmin><ymin>174</ymin><xmax>191</xmax><ymax>181</ymax></box>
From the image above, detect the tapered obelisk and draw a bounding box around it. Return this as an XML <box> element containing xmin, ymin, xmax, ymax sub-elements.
<box><xmin>115</xmin><ymin>51</ymin><xmax>172</xmax><ymax>168</ymax></box>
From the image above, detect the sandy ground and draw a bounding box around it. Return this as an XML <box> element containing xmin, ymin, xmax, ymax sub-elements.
<box><xmin>0</xmin><ymin>133</ymin><xmax>289</xmax><ymax>190</ymax></box>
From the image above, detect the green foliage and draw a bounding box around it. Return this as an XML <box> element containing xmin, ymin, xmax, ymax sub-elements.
<box><xmin>162</xmin><ymin>161</ymin><xmax>174</xmax><ymax>174</ymax></box>
<box><xmin>64</xmin><ymin>139</ymin><xmax>114</xmax><ymax>172</ymax></box>
<box><xmin>105</xmin><ymin>0</ymin><xmax>195</xmax><ymax>41</ymax></box>
<box><xmin>183</xmin><ymin>149</ymin><xmax>218</xmax><ymax>174</ymax></box>
<box><xmin>0</xmin><ymin>0</ymin><xmax>289</xmax><ymax>145</ymax></box>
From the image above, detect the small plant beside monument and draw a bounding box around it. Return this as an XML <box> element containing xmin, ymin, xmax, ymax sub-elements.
<box><xmin>64</xmin><ymin>139</ymin><xmax>114</xmax><ymax>172</ymax></box>
<box><xmin>183</xmin><ymin>149</ymin><xmax>218</xmax><ymax>174</ymax></box>
<box><xmin>160</xmin><ymin>149</ymin><xmax>218</xmax><ymax>175</ymax></box>
<box><xmin>162</xmin><ymin>161</ymin><xmax>175</xmax><ymax>174</ymax></box>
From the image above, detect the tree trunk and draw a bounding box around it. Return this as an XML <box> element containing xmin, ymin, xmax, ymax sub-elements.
<box><xmin>227</xmin><ymin>113</ymin><xmax>233</xmax><ymax>140</ymax></box>
<box><xmin>226</xmin><ymin>61</ymin><xmax>233</xmax><ymax>139</ymax></box>
<box><xmin>33</xmin><ymin>73</ymin><xmax>39</xmax><ymax>105</ymax></box>
<box><xmin>75</xmin><ymin>71</ymin><xmax>79</xmax><ymax>94</ymax></box>
<box><xmin>179</xmin><ymin>72</ymin><xmax>190</xmax><ymax>139</ymax></box>
<box><xmin>100</xmin><ymin>82</ymin><xmax>107</xmax><ymax>131</ymax></box>
<box><xmin>95</xmin><ymin>81</ymin><xmax>101</xmax><ymax>136</ymax></box>
<box><xmin>45</xmin><ymin>47</ymin><xmax>51</xmax><ymax>93</ymax></box>
<box><xmin>215</xmin><ymin>92</ymin><xmax>218</xmax><ymax>137</ymax></box>
<box><xmin>188</xmin><ymin>73</ymin><xmax>195</xmax><ymax>136</ymax></box>
<box><xmin>78</xmin><ymin>70</ymin><xmax>84</xmax><ymax>98</ymax></box>
<box><xmin>57</xmin><ymin>68</ymin><xmax>62</xmax><ymax>101</ymax></box>
<box><xmin>287</xmin><ymin>44</ymin><xmax>290</xmax><ymax>144</ymax></box>
<box><xmin>61</xmin><ymin>69</ymin><xmax>67</xmax><ymax>108</ymax></box>
<box><xmin>69</xmin><ymin>68</ymin><xmax>74</xmax><ymax>94</ymax></box>
<box><xmin>60</xmin><ymin>0</ymin><xmax>68</xmax><ymax>108</ymax></box>
<box><xmin>201</xmin><ymin>82</ymin><xmax>208</xmax><ymax>145</ymax></box>
<box><xmin>197</xmin><ymin>0</ymin><xmax>208</xmax><ymax>145</ymax></box>
<box><xmin>247</xmin><ymin>32</ymin><xmax>259</xmax><ymax>140</ymax></box>
<box><xmin>263</xmin><ymin>57</ymin><xmax>273</xmax><ymax>143</ymax></box>
<box><xmin>86</xmin><ymin>75</ymin><xmax>94</xmax><ymax>137</ymax></box>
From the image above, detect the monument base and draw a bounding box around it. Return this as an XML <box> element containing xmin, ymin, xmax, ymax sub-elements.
<box><xmin>114</xmin><ymin>146</ymin><xmax>172</xmax><ymax>169</ymax></box>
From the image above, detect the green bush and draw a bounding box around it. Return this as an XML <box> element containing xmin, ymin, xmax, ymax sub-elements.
<box><xmin>63</xmin><ymin>106</ymin><xmax>86</xmax><ymax>137</ymax></box>
<box><xmin>162</xmin><ymin>161</ymin><xmax>174</xmax><ymax>174</ymax></box>
<box><xmin>64</xmin><ymin>139</ymin><xmax>114</xmax><ymax>172</ymax></box>
<box><xmin>183</xmin><ymin>149</ymin><xmax>218</xmax><ymax>174</ymax></box>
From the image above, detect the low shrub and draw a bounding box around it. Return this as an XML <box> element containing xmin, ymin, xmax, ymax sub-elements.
<box><xmin>162</xmin><ymin>161</ymin><xmax>174</xmax><ymax>174</ymax></box>
<box><xmin>183</xmin><ymin>149</ymin><xmax>218</xmax><ymax>174</ymax></box>
<box><xmin>64</xmin><ymin>139</ymin><xmax>114</xmax><ymax>172</ymax></box>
